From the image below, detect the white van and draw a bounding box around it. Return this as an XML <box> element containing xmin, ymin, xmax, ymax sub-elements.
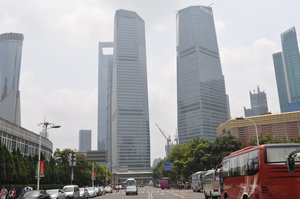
<box><xmin>202</xmin><ymin>169</ymin><xmax>221</xmax><ymax>199</ymax></box>
<box><xmin>63</xmin><ymin>185</ymin><xmax>80</xmax><ymax>199</ymax></box>
<box><xmin>125</xmin><ymin>178</ymin><xmax>138</xmax><ymax>195</ymax></box>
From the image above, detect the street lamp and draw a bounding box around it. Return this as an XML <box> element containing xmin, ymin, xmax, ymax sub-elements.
<box><xmin>236</xmin><ymin>117</ymin><xmax>259</xmax><ymax>146</ymax></box>
<box><xmin>36</xmin><ymin>121</ymin><xmax>61</xmax><ymax>190</ymax></box>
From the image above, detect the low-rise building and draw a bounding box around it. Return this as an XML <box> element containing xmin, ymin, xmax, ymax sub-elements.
<box><xmin>217</xmin><ymin>111</ymin><xmax>300</xmax><ymax>146</ymax></box>
<box><xmin>0</xmin><ymin>117</ymin><xmax>53</xmax><ymax>159</ymax></box>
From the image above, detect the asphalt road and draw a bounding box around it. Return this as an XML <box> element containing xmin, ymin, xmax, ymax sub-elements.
<box><xmin>99</xmin><ymin>186</ymin><xmax>206</xmax><ymax>199</ymax></box>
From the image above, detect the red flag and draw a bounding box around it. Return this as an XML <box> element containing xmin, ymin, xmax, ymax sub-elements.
<box><xmin>40</xmin><ymin>160</ymin><xmax>45</xmax><ymax>177</ymax></box>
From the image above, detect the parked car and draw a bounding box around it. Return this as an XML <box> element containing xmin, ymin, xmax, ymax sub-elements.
<box><xmin>79</xmin><ymin>188</ymin><xmax>89</xmax><ymax>199</ymax></box>
<box><xmin>99</xmin><ymin>187</ymin><xmax>105</xmax><ymax>196</ymax></box>
<box><xmin>104</xmin><ymin>185</ymin><xmax>113</xmax><ymax>193</ymax></box>
<box><xmin>20</xmin><ymin>190</ymin><xmax>51</xmax><ymax>199</ymax></box>
<box><xmin>85</xmin><ymin>187</ymin><xmax>96</xmax><ymax>198</ymax></box>
<box><xmin>62</xmin><ymin>185</ymin><xmax>80</xmax><ymax>199</ymax></box>
<box><xmin>93</xmin><ymin>187</ymin><xmax>100</xmax><ymax>196</ymax></box>
<box><xmin>125</xmin><ymin>178</ymin><xmax>138</xmax><ymax>195</ymax></box>
<box><xmin>46</xmin><ymin>189</ymin><xmax>66</xmax><ymax>199</ymax></box>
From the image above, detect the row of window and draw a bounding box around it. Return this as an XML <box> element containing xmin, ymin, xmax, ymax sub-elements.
<box><xmin>0</xmin><ymin>130</ymin><xmax>52</xmax><ymax>160</ymax></box>
<box><xmin>222</xmin><ymin>150</ymin><xmax>259</xmax><ymax>178</ymax></box>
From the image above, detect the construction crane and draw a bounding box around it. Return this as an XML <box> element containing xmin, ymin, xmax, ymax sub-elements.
<box><xmin>155</xmin><ymin>123</ymin><xmax>172</xmax><ymax>157</ymax></box>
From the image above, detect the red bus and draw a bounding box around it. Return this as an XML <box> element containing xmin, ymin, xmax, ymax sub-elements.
<box><xmin>220</xmin><ymin>143</ymin><xmax>300</xmax><ymax>199</ymax></box>
<box><xmin>160</xmin><ymin>177</ymin><xmax>170</xmax><ymax>189</ymax></box>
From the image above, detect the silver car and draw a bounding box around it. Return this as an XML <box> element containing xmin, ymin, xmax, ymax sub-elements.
<box><xmin>79</xmin><ymin>188</ymin><xmax>88</xmax><ymax>199</ymax></box>
<box><xmin>46</xmin><ymin>189</ymin><xmax>66</xmax><ymax>199</ymax></box>
<box><xmin>86</xmin><ymin>187</ymin><xmax>96</xmax><ymax>198</ymax></box>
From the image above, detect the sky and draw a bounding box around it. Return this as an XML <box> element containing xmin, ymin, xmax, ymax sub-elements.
<box><xmin>1</xmin><ymin>0</ymin><xmax>300</xmax><ymax>164</ymax></box>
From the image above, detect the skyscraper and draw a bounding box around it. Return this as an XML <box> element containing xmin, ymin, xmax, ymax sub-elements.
<box><xmin>273</xmin><ymin>27</ymin><xmax>300</xmax><ymax>112</ymax></box>
<box><xmin>244</xmin><ymin>86</ymin><xmax>269</xmax><ymax>117</ymax></box>
<box><xmin>79</xmin><ymin>129</ymin><xmax>92</xmax><ymax>153</ymax></box>
<box><xmin>98</xmin><ymin>42</ymin><xmax>113</xmax><ymax>168</ymax></box>
<box><xmin>111</xmin><ymin>10</ymin><xmax>150</xmax><ymax>171</ymax></box>
<box><xmin>0</xmin><ymin>33</ymin><xmax>23</xmax><ymax>126</ymax></box>
<box><xmin>176</xmin><ymin>6</ymin><xmax>229</xmax><ymax>144</ymax></box>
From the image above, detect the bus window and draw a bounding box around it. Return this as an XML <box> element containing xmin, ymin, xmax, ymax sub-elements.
<box><xmin>222</xmin><ymin>160</ymin><xmax>230</xmax><ymax>178</ymax></box>
<box><xmin>247</xmin><ymin>150</ymin><xmax>258</xmax><ymax>175</ymax></box>
<box><xmin>266</xmin><ymin>146</ymin><xmax>300</xmax><ymax>164</ymax></box>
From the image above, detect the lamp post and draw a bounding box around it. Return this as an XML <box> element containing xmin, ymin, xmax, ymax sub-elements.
<box><xmin>37</xmin><ymin>121</ymin><xmax>60</xmax><ymax>190</ymax></box>
<box><xmin>236</xmin><ymin>117</ymin><xmax>259</xmax><ymax>146</ymax></box>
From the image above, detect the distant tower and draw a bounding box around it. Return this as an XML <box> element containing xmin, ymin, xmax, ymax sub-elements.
<box><xmin>79</xmin><ymin>130</ymin><xmax>92</xmax><ymax>153</ymax></box>
<box><xmin>0</xmin><ymin>33</ymin><xmax>24</xmax><ymax>125</ymax></box>
<box><xmin>111</xmin><ymin>10</ymin><xmax>151</xmax><ymax>171</ymax></box>
<box><xmin>273</xmin><ymin>27</ymin><xmax>300</xmax><ymax>112</ymax></box>
<box><xmin>177</xmin><ymin>6</ymin><xmax>229</xmax><ymax>144</ymax></box>
<box><xmin>244</xmin><ymin>86</ymin><xmax>269</xmax><ymax>117</ymax></box>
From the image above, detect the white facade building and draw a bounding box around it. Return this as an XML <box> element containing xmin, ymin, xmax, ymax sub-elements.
<box><xmin>177</xmin><ymin>6</ymin><xmax>229</xmax><ymax>143</ymax></box>
<box><xmin>0</xmin><ymin>33</ymin><xmax>23</xmax><ymax>126</ymax></box>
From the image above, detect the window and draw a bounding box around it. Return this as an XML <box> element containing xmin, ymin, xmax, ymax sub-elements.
<box><xmin>266</xmin><ymin>146</ymin><xmax>300</xmax><ymax>164</ymax></box>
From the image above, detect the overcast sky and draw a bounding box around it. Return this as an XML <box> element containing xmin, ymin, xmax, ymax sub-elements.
<box><xmin>1</xmin><ymin>0</ymin><xmax>300</xmax><ymax>164</ymax></box>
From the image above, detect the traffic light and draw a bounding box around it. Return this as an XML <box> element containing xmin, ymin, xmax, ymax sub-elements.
<box><xmin>68</xmin><ymin>152</ymin><xmax>77</xmax><ymax>166</ymax></box>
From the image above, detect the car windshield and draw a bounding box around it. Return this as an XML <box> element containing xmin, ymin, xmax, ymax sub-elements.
<box><xmin>46</xmin><ymin>190</ymin><xmax>58</xmax><ymax>194</ymax></box>
<box><xmin>63</xmin><ymin>187</ymin><xmax>73</xmax><ymax>192</ymax></box>
<box><xmin>126</xmin><ymin>180</ymin><xmax>136</xmax><ymax>186</ymax></box>
<box><xmin>23</xmin><ymin>191</ymin><xmax>42</xmax><ymax>197</ymax></box>
<box><xmin>86</xmin><ymin>187</ymin><xmax>94</xmax><ymax>191</ymax></box>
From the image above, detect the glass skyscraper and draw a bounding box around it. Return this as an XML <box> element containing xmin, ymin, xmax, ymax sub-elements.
<box><xmin>273</xmin><ymin>27</ymin><xmax>300</xmax><ymax>112</ymax></box>
<box><xmin>98</xmin><ymin>42</ymin><xmax>113</xmax><ymax>168</ymax></box>
<box><xmin>111</xmin><ymin>10</ymin><xmax>150</xmax><ymax>171</ymax></box>
<box><xmin>176</xmin><ymin>6</ymin><xmax>229</xmax><ymax>143</ymax></box>
<box><xmin>79</xmin><ymin>129</ymin><xmax>92</xmax><ymax>153</ymax></box>
<box><xmin>244</xmin><ymin>86</ymin><xmax>269</xmax><ymax>117</ymax></box>
<box><xmin>0</xmin><ymin>33</ymin><xmax>23</xmax><ymax>126</ymax></box>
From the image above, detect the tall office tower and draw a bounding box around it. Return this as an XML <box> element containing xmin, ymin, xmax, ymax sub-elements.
<box><xmin>79</xmin><ymin>129</ymin><xmax>92</xmax><ymax>153</ymax></box>
<box><xmin>98</xmin><ymin>42</ymin><xmax>113</xmax><ymax>168</ymax></box>
<box><xmin>244</xmin><ymin>86</ymin><xmax>269</xmax><ymax>117</ymax></box>
<box><xmin>0</xmin><ymin>33</ymin><xmax>23</xmax><ymax>126</ymax></box>
<box><xmin>273</xmin><ymin>27</ymin><xmax>300</xmax><ymax>112</ymax></box>
<box><xmin>177</xmin><ymin>6</ymin><xmax>229</xmax><ymax>144</ymax></box>
<box><xmin>111</xmin><ymin>10</ymin><xmax>150</xmax><ymax>171</ymax></box>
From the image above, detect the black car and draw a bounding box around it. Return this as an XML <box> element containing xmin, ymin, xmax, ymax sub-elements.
<box><xmin>20</xmin><ymin>190</ymin><xmax>51</xmax><ymax>199</ymax></box>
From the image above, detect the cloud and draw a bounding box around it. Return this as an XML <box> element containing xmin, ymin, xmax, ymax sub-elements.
<box><xmin>20</xmin><ymin>71</ymin><xmax>97</xmax><ymax>150</ymax></box>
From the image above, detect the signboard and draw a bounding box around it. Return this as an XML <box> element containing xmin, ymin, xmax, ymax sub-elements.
<box><xmin>163</xmin><ymin>161</ymin><xmax>174</xmax><ymax>172</ymax></box>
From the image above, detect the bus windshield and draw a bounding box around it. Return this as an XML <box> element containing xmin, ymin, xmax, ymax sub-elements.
<box><xmin>266</xmin><ymin>145</ymin><xmax>300</xmax><ymax>164</ymax></box>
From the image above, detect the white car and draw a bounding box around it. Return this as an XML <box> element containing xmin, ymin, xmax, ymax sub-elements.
<box><xmin>46</xmin><ymin>189</ymin><xmax>66</xmax><ymax>199</ymax></box>
<box><xmin>86</xmin><ymin>187</ymin><xmax>96</xmax><ymax>198</ymax></box>
<box><xmin>104</xmin><ymin>185</ymin><xmax>112</xmax><ymax>193</ymax></box>
<box><xmin>125</xmin><ymin>178</ymin><xmax>138</xmax><ymax>195</ymax></box>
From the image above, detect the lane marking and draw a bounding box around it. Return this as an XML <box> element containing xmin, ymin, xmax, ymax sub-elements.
<box><xmin>147</xmin><ymin>191</ymin><xmax>153</xmax><ymax>199</ymax></box>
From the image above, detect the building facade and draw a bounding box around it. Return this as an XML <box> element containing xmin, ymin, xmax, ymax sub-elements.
<box><xmin>0</xmin><ymin>117</ymin><xmax>53</xmax><ymax>160</ymax></box>
<box><xmin>244</xmin><ymin>86</ymin><xmax>269</xmax><ymax>117</ymax></box>
<box><xmin>79</xmin><ymin>129</ymin><xmax>91</xmax><ymax>153</ymax></box>
<box><xmin>0</xmin><ymin>33</ymin><xmax>23</xmax><ymax>126</ymax></box>
<box><xmin>177</xmin><ymin>6</ymin><xmax>229</xmax><ymax>144</ymax></box>
<box><xmin>217</xmin><ymin>112</ymin><xmax>300</xmax><ymax>146</ymax></box>
<box><xmin>111</xmin><ymin>10</ymin><xmax>151</xmax><ymax>171</ymax></box>
<box><xmin>98</xmin><ymin>42</ymin><xmax>113</xmax><ymax>168</ymax></box>
<box><xmin>273</xmin><ymin>27</ymin><xmax>300</xmax><ymax>112</ymax></box>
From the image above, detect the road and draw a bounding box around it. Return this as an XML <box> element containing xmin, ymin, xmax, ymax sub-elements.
<box><xmin>99</xmin><ymin>186</ymin><xmax>205</xmax><ymax>199</ymax></box>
